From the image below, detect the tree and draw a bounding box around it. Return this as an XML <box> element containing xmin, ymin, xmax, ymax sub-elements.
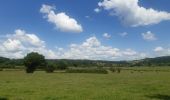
<box><xmin>73</xmin><ymin>63</ymin><xmax>78</xmax><ymax>67</ymax></box>
<box><xmin>24</xmin><ymin>52</ymin><xmax>46</xmax><ymax>73</ymax></box>
<box><xmin>57</xmin><ymin>61</ymin><xmax>68</xmax><ymax>70</ymax></box>
<box><xmin>45</xmin><ymin>63</ymin><xmax>55</xmax><ymax>73</ymax></box>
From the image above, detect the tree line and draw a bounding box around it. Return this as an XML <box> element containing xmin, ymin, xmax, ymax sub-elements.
<box><xmin>0</xmin><ymin>52</ymin><xmax>170</xmax><ymax>72</ymax></box>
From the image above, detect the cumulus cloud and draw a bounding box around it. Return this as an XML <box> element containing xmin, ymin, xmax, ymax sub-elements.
<box><xmin>58</xmin><ymin>36</ymin><xmax>147</xmax><ymax>60</ymax></box>
<box><xmin>98</xmin><ymin>0</ymin><xmax>170</xmax><ymax>27</ymax></box>
<box><xmin>0</xmin><ymin>30</ymin><xmax>147</xmax><ymax>60</ymax></box>
<box><xmin>142</xmin><ymin>31</ymin><xmax>157</xmax><ymax>41</ymax></box>
<box><xmin>0</xmin><ymin>29</ymin><xmax>57</xmax><ymax>59</ymax></box>
<box><xmin>2</xmin><ymin>39</ymin><xmax>23</xmax><ymax>52</ymax></box>
<box><xmin>154</xmin><ymin>46</ymin><xmax>170</xmax><ymax>56</ymax></box>
<box><xmin>40</xmin><ymin>4</ymin><xmax>83</xmax><ymax>33</ymax></box>
<box><xmin>103</xmin><ymin>33</ymin><xmax>111</xmax><ymax>39</ymax></box>
<box><xmin>154</xmin><ymin>46</ymin><xmax>164</xmax><ymax>52</ymax></box>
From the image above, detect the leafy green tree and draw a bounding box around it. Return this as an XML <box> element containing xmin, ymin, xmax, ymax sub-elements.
<box><xmin>57</xmin><ymin>61</ymin><xmax>68</xmax><ymax>70</ymax></box>
<box><xmin>24</xmin><ymin>52</ymin><xmax>46</xmax><ymax>73</ymax></box>
<box><xmin>45</xmin><ymin>63</ymin><xmax>55</xmax><ymax>73</ymax></box>
<box><xmin>73</xmin><ymin>63</ymin><xmax>78</xmax><ymax>67</ymax></box>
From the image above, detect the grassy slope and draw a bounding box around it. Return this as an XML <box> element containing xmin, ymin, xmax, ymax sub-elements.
<box><xmin>0</xmin><ymin>69</ymin><xmax>170</xmax><ymax>100</ymax></box>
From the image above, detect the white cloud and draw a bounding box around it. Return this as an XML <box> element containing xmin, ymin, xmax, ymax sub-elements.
<box><xmin>0</xmin><ymin>30</ymin><xmax>147</xmax><ymax>60</ymax></box>
<box><xmin>40</xmin><ymin>4</ymin><xmax>83</xmax><ymax>33</ymax></box>
<box><xmin>58</xmin><ymin>36</ymin><xmax>146</xmax><ymax>60</ymax></box>
<box><xmin>154</xmin><ymin>46</ymin><xmax>164</xmax><ymax>52</ymax></box>
<box><xmin>122</xmin><ymin>49</ymin><xmax>137</xmax><ymax>56</ymax></box>
<box><xmin>119</xmin><ymin>32</ymin><xmax>128</xmax><ymax>37</ymax></box>
<box><xmin>103</xmin><ymin>33</ymin><xmax>111</xmax><ymax>39</ymax></box>
<box><xmin>154</xmin><ymin>46</ymin><xmax>170</xmax><ymax>56</ymax></box>
<box><xmin>98</xmin><ymin>0</ymin><xmax>170</xmax><ymax>27</ymax></box>
<box><xmin>2</xmin><ymin>39</ymin><xmax>23</xmax><ymax>52</ymax></box>
<box><xmin>0</xmin><ymin>29</ymin><xmax>57</xmax><ymax>59</ymax></box>
<box><xmin>142</xmin><ymin>31</ymin><xmax>157</xmax><ymax>41</ymax></box>
<box><xmin>94</xmin><ymin>8</ymin><xmax>101</xmax><ymax>13</ymax></box>
<box><xmin>13</xmin><ymin>29</ymin><xmax>45</xmax><ymax>47</ymax></box>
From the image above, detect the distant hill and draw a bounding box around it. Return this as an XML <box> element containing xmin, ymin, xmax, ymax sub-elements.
<box><xmin>0</xmin><ymin>57</ymin><xmax>10</xmax><ymax>63</ymax></box>
<box><xmin>0</xmin><ymin>56</ymin><xmax>170</xmax><ymax>68</ymax></box>
<box><xmin>140</xmin><ymin>56</ymin><xmax>170</xmax><ymax>66</ymax></box>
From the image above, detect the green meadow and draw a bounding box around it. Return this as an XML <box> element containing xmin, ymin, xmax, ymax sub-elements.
<box><xmin>0</xmin><ymin>68</ymin><xmax>170</xmax><ymax>100</ymax></box>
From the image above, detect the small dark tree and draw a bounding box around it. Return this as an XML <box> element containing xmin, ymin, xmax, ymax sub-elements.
<box><xmin>24</xmin><ymin>52</ymin><xmax>46</xmax><ymax>73</ymax></box>
<box><xmin>117</xmin><ymin>68</ymin><xmax>121</xmax><ymax>73</ymax></box>
<box><xmin>57</xmin><ymin>61</ymin><xmax>68</xmax><ymax>70</ymax></box>
<box><xmin>73</xmin><ymin>63</ymin><xmax>78</xmax><ymax>68</ymax></box>
<box><xmin>109</xmin><ymin>67</ymin><xmax>116</xmax><ymax>73</ymax></box>
<box><xmin>45</xmin><ymin>63</ymin><xmax>55</xmax><ymax>73</ymax></box>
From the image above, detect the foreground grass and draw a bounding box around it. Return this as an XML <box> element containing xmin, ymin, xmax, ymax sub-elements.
<box><xmin>0</xmin><ymin>68</ymin><xmax>170</xmax><ymax>100</ymax></box>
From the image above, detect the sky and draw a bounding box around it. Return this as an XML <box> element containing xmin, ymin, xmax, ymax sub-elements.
<box><xmin>0</xmin><ymin>0</ymin><xmax>170</xmax><ymax>60</ymax></box>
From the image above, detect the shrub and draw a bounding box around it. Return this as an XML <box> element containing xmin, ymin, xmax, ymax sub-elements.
<box><xmin>0</xmin><ymin>64</ymin><xmax>15</xmax><ymax>69</ymax></box>
<box><xmin>117</xmin><ymin>68</ymin><xmax>121</xmax><ymax>73</ymax></box>
<box><xmin>66</xmin><ymin>68</ymin><xmax>108</xmax><ymax>74</ymax></box>
<box><xmin>110</xmin><ymin>67</ymin><xmax>121</xmax><ymax>73</ymax></box>
<box><xmin>0</xmin><ymin>68</ymin><xmax>3</xmax><ymax>71</ymax></box>
<box><xmin>45</xmin><ymin>63</ymin><xmax>55</xmax><ymax>73</ymax></box>
<box><xmin>109</xmin><ymin>67</ymin><xmax>116</xmax><ymax>72</ymax></box>
<box><xmin>57</xmin><ymin>61</ymin><xmax>68</xmax><ymax>70</ymax></box>
<box><xmin>0</xmin><ymin>97</ymin><xmax>8</xmax><ymax>100</ymax></box>
<box><xmin>73</xmin><ymin>63</ymin><xmax>78</xmax><ymax>67</ymax></box>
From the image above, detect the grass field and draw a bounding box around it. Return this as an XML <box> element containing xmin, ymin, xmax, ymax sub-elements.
<box><xmin>0</xmin><ymin>68</ymin><xmax>170</xmax><ymax>100</ymax></box>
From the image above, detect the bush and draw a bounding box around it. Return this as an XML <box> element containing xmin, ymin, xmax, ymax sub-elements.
<box><xmin>0</xmin><ymin>68</ymin><xmax>3</xmax><ymax>71</ymax></box>
<box><xmin>66</xmin><ymin>68</ymin><xmax>108</xmax><ymax>74</ymax></box>
<box><xmin>0</xmin><ymin>64</ymin><xmax>15</xmax><ymax>69</ymax></box>
<box><xmin>57</xmin><ymin>61</ymin><xmax>68</xmax><ymax>70</ymax></box>
<box><xmin>45</xmin><ymin>63</ymin><xmax>55</xmax><ymax>73</ymax></box>
<box><xmin>110</xmin><ymin>67</ymin><xmax>121</xmax><ymax>73</ymax></box>
<box><xmin>117</xmin><ymin>68</ymin><xmax>121</xmax><ymax>73</ymax></box>
<box><xmin>0</xmin><ymin>97</ymin><xmax>8</xmax><ymax>100</ymax></box>
<box><xmin>109</xmin><ymin>67</ymin><xmax>116</xmax><ymax>72</ymax></box>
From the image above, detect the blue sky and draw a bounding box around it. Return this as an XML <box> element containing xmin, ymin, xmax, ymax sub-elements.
<box><xmin>0</xmin><ymin>0</ymin><xmax>170</xmax><ymax>60</ymax></box>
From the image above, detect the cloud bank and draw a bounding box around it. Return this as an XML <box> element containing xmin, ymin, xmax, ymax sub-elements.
<box><xmin>98</xmin><ymin>0</ymin><xmax>170</xmax><ymax>27</ymax></box>
<box><xmin>0</xmin><ymin>29</ymin><xmax>57</xmax><ymax>59</ymax></box>
<box><xmin>0</xmin><ymin>29</ymin><xmax>146</xmax><ymax>60</ymax></box>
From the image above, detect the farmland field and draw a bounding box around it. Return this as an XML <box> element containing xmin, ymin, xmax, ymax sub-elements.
<box><xmin>0</xmin><ymin>68</ymin><xmax>170</xmax><ymax>100</ymax></box>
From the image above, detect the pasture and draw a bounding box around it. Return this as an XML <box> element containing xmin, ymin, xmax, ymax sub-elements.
<box><xmin>0</xmin><ymin>67</ymin><xmax>170</xmax><ymax>100</ymax></box>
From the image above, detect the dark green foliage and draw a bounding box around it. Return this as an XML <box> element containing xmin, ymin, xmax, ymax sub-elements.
<box><xmin>110</xmin><ymin>67</ymin><xmax>121</xmax><ymax>73</ymax></box>
<box><xmin>73</xmin><ymin>63</ymin><xmax>78</xmax><ymax>67</ymax></box>
<box><xmin>45</xmin><ymin>63</ymin><xmax>55</xmax><ymax>73</ymax></box>
<box><xmin>129</xmin><ymin>56</ymin><xmax>170</xmax><ymax>67</ymax></box>
<box><xmin>24</xmin><ymin>52</ymin><xmax>46</xmax><ymax>73</ymax></box>
<box><xmin>109</xmin><ymin>67</ymin><xmax>116</xmax><ymax>72</ymax></box>
<box><xmin>0</xmin><ymin>97</ymin><xmax>8</xmax><ymax>100</ymax></box>
<box><xmin>0</xmin><ymin>56</ymin><xmax>170</xmax><ymax>70</ymax></box>
<box><xmin>0</xmin><ymin>57</ymin><xmax>10</xmax><ymax>63</ymax></box>
<box><xmin>0</xmin><ymin>64</ymin><xmax>15</xmax><ymax>69</ymax></box>
<box><xmin>57</xmin><ymin>61</ymin><xmax>68</xmax><ymax>70</ymax></box>
<box><xmin>0</xmin><ymin>57</ymin><xmax>15</xmax><ymax>69</ymax></box>
<box><xmin>117</xmin><ymin>68</ymin><xmax>121</xmax><ymax>73</ymax></box>
<box><xmin>66</xmin><ymin>68</ymin><xmax>108</xmax><ymax>74</ymax></box>
<box><xmin>0</xmin><ymin>68</ymin><xmax>2</xmax><ymax>71</ymax></box>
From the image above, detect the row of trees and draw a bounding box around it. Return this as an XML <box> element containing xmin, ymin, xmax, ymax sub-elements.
<box><xmin>1</xmin><ymin>53</ymin><xmax>170</xmax><ymax>72</ymax></box>
<box><xmin>24</xmin><ymin>52</ymin><xmax>67</xmax><ymax>73</ymax></box>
